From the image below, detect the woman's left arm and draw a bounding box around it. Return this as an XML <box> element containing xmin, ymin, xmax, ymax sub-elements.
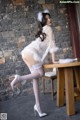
<box><xmin>47</xmin><ymin>26</ymin><xmax>59</xmax><ymax>63</ymax></box>
<box><xmin>48</xmin><ymin>27</ymin><xmax>59</xmax><ymax>53</ymax></box>
<box><xmin>41</xmin><ymin>26</ymin><xmax>59</xmax><ymax>63</ymax></box>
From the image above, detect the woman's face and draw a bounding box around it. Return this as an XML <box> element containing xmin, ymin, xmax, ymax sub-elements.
<box><xmin>46</xmin><ymin>15</ymin><xmax>52</xmax><ymax>26</ymax></box>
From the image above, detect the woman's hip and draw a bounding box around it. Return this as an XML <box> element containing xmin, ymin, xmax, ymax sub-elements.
<box><xmin>21</xmin><ymin>49</ymin><xmax>42</xmax><ymax>68</ymax></box>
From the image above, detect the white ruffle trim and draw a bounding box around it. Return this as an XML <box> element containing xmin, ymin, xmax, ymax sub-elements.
<box><xmin>43</xmin><ymin>9</ymin><xmax>49</xmax><ymax>13</ymax></box>
<box><xmin>37</xmin><ymin>12</ymin><xmax>43</xmax><ymax>22</ymax></box>
<box><xmin>37</xmin><ymin>9</ymin><xmax>50</xmax><ymax>22</ymax></box>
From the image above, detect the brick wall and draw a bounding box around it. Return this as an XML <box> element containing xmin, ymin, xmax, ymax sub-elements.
<box><xmin>0</xmin><ymin>0</ymin><xmax>73</xmax><ymax>101</ymax></box>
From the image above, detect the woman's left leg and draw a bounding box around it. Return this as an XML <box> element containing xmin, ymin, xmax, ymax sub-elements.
<box><xmin>32</xmin><ymin>78</ymin><xmax>42</xmax><ymax>113</ymax></box>
<box><xmin>32</xmin><ymin>78</ymin><xmax>47</xmax><ymax>117</ymax></box>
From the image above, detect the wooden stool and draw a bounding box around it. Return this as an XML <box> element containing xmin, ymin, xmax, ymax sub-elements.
<box><xmin>42</xmin><ymin>68</ymin><xmax>57</xmax><ymax>99</ymax></box>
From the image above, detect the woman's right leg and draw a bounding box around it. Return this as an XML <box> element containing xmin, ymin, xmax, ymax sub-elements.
<box><xmin>10</xmin><ymin>52</ymin><xmax>47</xmax><ymax>117</ymax></box>
<box><xmin>10</xmin><ymin>67</ymin><xmax>44</xmax><ymax>91</ymax></box>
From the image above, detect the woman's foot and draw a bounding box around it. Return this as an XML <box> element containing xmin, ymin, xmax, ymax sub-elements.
<box><xmin>34</xmin><ymin>104</ymin><xmax>47</xmax><ymax>117</ymax></box>
<box><xmin>10</xmin><ymin>75</ymin><xmax>20</xmax><ymax>91</ymax></box>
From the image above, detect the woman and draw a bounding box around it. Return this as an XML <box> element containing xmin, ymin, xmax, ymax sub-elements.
<box><xmin>10</xmin><ymin>9</ymin><xmax>58</xmax><ymax>117</ymax></box>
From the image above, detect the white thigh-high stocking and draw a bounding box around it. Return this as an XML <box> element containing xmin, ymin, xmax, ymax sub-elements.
<box><xmin>32</xmin><ymin>78</ymin><xmax>47</xmax><ymax>117</ymax></box>
<box><xmin>10</xmin><ymin>67</ymin><xmax>44</xmax><ymax>91</ymax></box>
<box><xmin>32</xmin><ymin>79</ymin><xmax>42</xmax><ymax>113</ymax></box>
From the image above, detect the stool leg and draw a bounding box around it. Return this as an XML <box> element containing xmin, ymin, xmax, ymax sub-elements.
<box><xmin>74</xmin><ymin>67</ymin><xmax>80</xmax><ymax>91</ymax></box>
<box><xmin>51</xmin><ymin>79</ymin><xmax>54</xmax><ymax>99</ymax></box>
<box><xmin>42</xmin><ymin>77</ymin><xmax>45</xmax><ymax>94</ymax></box>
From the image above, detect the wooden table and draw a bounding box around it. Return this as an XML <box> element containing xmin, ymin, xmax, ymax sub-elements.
<box><xmin>44</xmin><ymin>61</ymin><xmax>80</xmax><ymax>116</ymax></box>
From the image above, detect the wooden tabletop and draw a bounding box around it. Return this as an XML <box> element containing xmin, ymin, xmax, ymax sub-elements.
<box><xmin>44</xmin><ymin>61</ymin><xmax>80</xmax><ymax>69</ymax></box>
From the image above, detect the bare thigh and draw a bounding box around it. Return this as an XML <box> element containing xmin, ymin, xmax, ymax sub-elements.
<box><xmin>21</xmin><ymin>51</ymin><xmax>39</xmax><ymax>68</ymax></box>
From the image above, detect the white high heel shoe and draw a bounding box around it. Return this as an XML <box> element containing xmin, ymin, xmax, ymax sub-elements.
<box><xmin>10</xmin><ymin>75</ymin><xmax>20</xmax><ymax>91</ymax></box>
<box><xmin>34</xmin><ymin>104</ymin><xmax>47</xmax><ymax>117</ymax></box>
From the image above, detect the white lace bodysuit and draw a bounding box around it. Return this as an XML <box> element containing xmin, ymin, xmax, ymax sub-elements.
<box><xmin>21</xmin><ymin>25</ymin><xmax>58</xmax><ymax>64</ymax></box>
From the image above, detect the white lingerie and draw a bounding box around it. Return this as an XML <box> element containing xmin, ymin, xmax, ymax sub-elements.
<box><xmin>21</xmin><ymin>25</ymin><xmax>59</xmax><ymax>63</ymax></box>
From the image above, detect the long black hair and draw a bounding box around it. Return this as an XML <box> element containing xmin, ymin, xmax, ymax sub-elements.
<box><xmin>35</xmin><ymin>12</ymin><xmax>51</xmax><ymax>41</ymax></box>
